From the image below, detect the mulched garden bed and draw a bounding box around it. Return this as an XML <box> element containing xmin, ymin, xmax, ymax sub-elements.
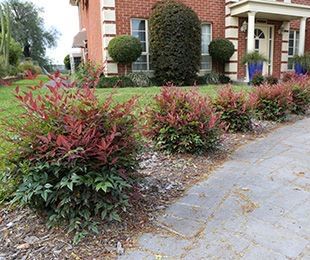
<box><xmin>0</xmin><ymin>116</ymin><xmax>306</xmax><ymax>260</ymax></box>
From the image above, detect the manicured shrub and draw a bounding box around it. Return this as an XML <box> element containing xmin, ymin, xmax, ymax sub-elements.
<box><xmin>149</xmin><ymin>0</ymin><xmax>201</xmax><ymax>85</ymax></box>
<box><xmin>97</xmin><ymin>75</ymin><xmax>134</xmax><ymax>88</ymax></box>
<box><xmin>214</xmin><ymin>86</ymin><xmax>255</xmax><ymax>132</ymax></box>
<box><xmin>2</xmin><ymin>75</ymin><xmax>140</xmax><ymax>243</ymax></box>
<box><xmin>108</xmin><ymin>35</ymin><xmax>142</xmax><ymax>74</ymax></box>
<box><xmin>209</xmin><ymin>39</ymin><xmax>235</xmax><ymax>64</ymax></box>
<box><xmin>251</xmin><ymin>84</ymin><xmax>292</xmax><ymax>121</ymax></box>
<box><xmin>251</xmin><ymin>73</ymin><xmax>265</xmax><ymax>86</ymax></box>
<box><xmin>146</xmin><ymin>87</ymin><xmax>221</xmax><ymax>154</ymax></box>
<box><xmin>285</xmin><ymin>77</ymin><xmax>310</xmax><ymax>115</ymax></box>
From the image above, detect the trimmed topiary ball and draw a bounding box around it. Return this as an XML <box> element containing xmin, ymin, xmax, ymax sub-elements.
<box><xmin>149</xmin><ymin>0</ymin><xmax>201</xmax><ymax>85</ymax></box>
<box><xmin>108</xmin><ymin>35</ymin><xmax>142</xmax><ymax>65</ymax></box>
<box><xmin>209</xmin><ymin>39</ymin><xmax>235</xmax><ymax>64</ymax></box>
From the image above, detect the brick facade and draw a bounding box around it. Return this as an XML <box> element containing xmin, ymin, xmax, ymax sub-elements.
<box><xmin>74</xmin><ymin>0</ymin><xmax>310</xmax><ymax>81</ymax></box>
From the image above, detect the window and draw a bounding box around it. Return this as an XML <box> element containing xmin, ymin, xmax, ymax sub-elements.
<box><xmin>131</xmin><ymin>19</ymin><xmax>151</xmax><ymax>71</ymax></box>
<box><xmin>288</xmin><ymin>30</ymin><xmax>299</xmax><ymax>70</ymax></box>
<box><xmin>254</xmin><ymin>29</ymin><xmax>265</xmax><ymax>51</ymax></box>
<box><xmin>201</xmin><ymin>24</ymin><xmax>212</xmax><ymax>71</ymax></box>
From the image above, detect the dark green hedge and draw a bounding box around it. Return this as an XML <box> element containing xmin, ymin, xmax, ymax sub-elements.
<box><xmin>149</xmin><ymin>0</ymin><xmax>201</xmax><ymax>85</ymax></box>
<box><xmin>209</xmin><ymin>39</ymin><xmax>235</xmax><ymax>64</ymax></box>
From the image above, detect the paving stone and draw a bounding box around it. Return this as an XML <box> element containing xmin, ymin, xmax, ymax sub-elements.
<box><xmin>122</xmin><ymin>118</ymin><xmax>310</xmax><ymax>259</ymax></box>
<box><xmin>156</xmin><ymin>214</ymin><xmax>204</xmax><ymax>237</ymax></box>
<box><xmin>137</xmin><ymin>233</ymin><xmax>191</xmax><ymax>257</ymax></box>
<box><xmin>241</xmin><ymin>245</ymin><xmax>287</xmax><ymax>260</ymax></box>
<box><xmin>244</xmin><ymin>219</ymin><xmax>308</xmax><ymax>258</ymax></box>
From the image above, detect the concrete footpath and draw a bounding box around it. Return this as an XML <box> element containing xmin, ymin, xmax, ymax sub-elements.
<box><xmin>120</xmin><ymin>118</ymin><xmax>310</xmax><ymax>260</ymax></box>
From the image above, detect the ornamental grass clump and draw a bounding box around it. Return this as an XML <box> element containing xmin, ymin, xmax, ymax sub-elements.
<box><xmin>1</xmin><ymin>73</ymin><xmax>140</xmax><ymax>243</ymax></box>
<box><xmin>214</xmin><ymin>86</ymin><xmax>255</xmax><ymax>132</ymax></box>
<box><xmin>146</xmin><ymin>86</ymin><xmax>221</xmax><ymax>154</ymax></box>
<box><xmin>251</xmin><ymin>84</ymin><xmax>292</xmax><ymax>122</ymax></box>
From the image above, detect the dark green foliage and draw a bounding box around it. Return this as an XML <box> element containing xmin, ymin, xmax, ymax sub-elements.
<box><xmin>98</xmin><ymin>76</ymin><xmax>134</xmax><ymax>88</ymax></box>
<box><xmin>5</xmin><ymin>0</ymin><xmax>59</xmax><ymax>67</ymax></box>
<box><xmin>209</xmin><ymin>39</ymin><xmax>235</xmax><ymax>64</ymax></box>
<box><xmin>149</xmin><ymin>0</ymin><xmax>201</xmax><ymax>85</ymax></box>
<box><xmin>147</xmin><ymin>87</ymin><xmax>221</xmax><ymax>154</ymax></box>
<box><xmin>64</xmin><ymin>54</ymin><xmax>71</xmax><ymax>70</ymax></box>
<box><xmin>215</xmin><ymin>86</ymin><xmax>255</xmax><ymax>132</ymax></box>
<box><xmin>242</xmin><ymin>51</ymin><xmax>267</xmax><ymax>65</ymax></box>
<box><xmin>108</xmin><ymin>35</ymin><xmax>142</xmax><ymax>65</ymax></box>
<box><xmin>251</xmin><ymin>73</ymin><xmax>265</xmax><ymax>86</ymax></box>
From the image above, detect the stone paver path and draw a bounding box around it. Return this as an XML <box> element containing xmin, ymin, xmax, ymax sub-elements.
<box><xmin>120</xmin><ymin>118</ymin><xmax>310</xmax><ymax>260</ymax></box>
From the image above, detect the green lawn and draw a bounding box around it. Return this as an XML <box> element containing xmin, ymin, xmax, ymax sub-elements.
<box><xmin>0</xmin><ymin>75</ymin><xmax>249</xmax><ymax>115</ymax></box>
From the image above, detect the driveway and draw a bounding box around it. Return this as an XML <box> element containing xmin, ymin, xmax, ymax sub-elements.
<box><xmin>119</xmin><ymin>118</ymin><xmax>310</xmax><ymax>259</ymax></box>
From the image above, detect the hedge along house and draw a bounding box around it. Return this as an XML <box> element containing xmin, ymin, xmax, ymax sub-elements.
<box><xmin>70</xmin><ymin>0</ymin><xmax>310</xmax><ymax>82</ymax></box>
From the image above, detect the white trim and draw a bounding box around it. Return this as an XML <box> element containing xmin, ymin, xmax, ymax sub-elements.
<box><xmin>130</xmin><ymin>18</ymin><xmax>151</xmax><ymax>72</ymax></box>
<box><xmin>231</xmin><ymin>0</ymin><xmax>310</xmax><ymax>21</ymax></box>
<box><xmin>201</xmin><ymin>23</ymin><xmax>212</xmax><ymax>72</ymax></box>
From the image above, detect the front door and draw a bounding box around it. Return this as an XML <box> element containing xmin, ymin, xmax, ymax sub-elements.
<box><xmin>254</xmin><ymin>25</ymin><xmax>273</xmax><ymax>75</ymax></box>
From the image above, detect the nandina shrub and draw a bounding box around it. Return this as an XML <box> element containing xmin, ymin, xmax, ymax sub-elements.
<box><xmin>146</xmin><ymin>87</ymin><xmax>221</xmax><ymax>154</ymax></box>
<box><xmin>285</xmin><ymin>76</ymin><xmax>310</xmax><ymax>115</ymax></box>
<box><xmin>2</xmin><ymin>76</ymin><xmax>140</xmax><ymax>243</ymax></box>
<box><xmin>214</xmin><ymin>86</ymin><xmax>255</xmax><ymax>132</ymax></box>
<box><xmin>251</xmin><ymin>84</ymin><xmax>292</xmax><ymax>122</ymax></box>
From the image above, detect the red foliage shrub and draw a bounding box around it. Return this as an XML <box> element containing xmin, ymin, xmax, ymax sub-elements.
<box><xmin>214</xmin><ymin>85</ymin><xmax>255</xmax><ymax>132</ymax></box>
<box><xmin>24</xmin><ymin>69</ymin><xmax>38</xmax><ymax>80</ymax></box>
<box><xmin>2</xmin><ymin>73</ymin><xmax>140</xmax><ymax>242</ymax></box>
<box><xmin>146</xmin><ymin>86</ymin><xmax>221</xmax><ymax>154</ymax></box>
<box><xmin>251</xmin><ymin>84</ymin><xmax>292</xmax><ymax>121</ymax></box>
<box><xmin>284</xmin><ymin>76</ymin><xmax>310</xmax><ymax>115</ymax></box>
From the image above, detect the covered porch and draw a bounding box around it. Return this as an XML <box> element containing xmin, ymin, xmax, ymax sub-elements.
<box><xmin>230</xmin><ymin>0</ymin><xmax>310</xmax><ymax>81</ymax></box>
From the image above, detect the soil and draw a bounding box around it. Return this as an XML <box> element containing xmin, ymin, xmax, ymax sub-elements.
<box><xmin>0</xmin><ymin>117</ymin><xmax>305</xmax><ymax>260</ymax></box>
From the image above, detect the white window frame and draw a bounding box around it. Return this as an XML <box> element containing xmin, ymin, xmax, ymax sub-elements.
<box><xmin>288</xmin><ymin>30</ymin><xmax>299</xmax><ymax>71</ymax></box>
<box><xmin>201</xmin><ymin>23</ymin><xmax>212</xmax><ymax>72</ymax></box>
<box><xmin>130</xmin><ymin>18</ymin><xmax>151</xmax><ymax>72</ymax></box>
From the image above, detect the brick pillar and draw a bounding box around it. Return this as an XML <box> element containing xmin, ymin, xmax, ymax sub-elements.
<box><xmin>224</xmin><ymin>0</ymin><xmax>239</xmax><ymax>81</ymax></box>
<box><xmin>101</xmin><ymin>0</ymin><xmax>118</xmax><ymax>76</ymax></box>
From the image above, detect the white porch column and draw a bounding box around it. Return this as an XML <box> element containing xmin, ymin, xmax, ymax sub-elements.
<box><xmin>298</xmin><ymin>17</ymin><xmax>307</xmax><ymax>56</ymax></box>
<box><xmin>247</xmin><ymin>12</ymin><xmax>256</xmax><ymax>53</ymax></box>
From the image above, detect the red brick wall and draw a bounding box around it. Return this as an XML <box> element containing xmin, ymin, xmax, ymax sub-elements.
<box><xmin>79</xmin><ymin>0</ymin><xmax>103</xmax><ymax>63</ymax></box>
<box><xmin>115</xmin><ymin>0</ymin><xmax>226</xmax><ymax>74</ymax></box>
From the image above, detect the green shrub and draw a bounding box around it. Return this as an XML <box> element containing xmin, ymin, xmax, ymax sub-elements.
<box><xmin>108</xmin><ymin>35</ymin><xmax>142</xmax><ymax>73</ymax></box>
<box><xmin>209</xmin><ymin>39</ymin><xmax>235</xmax><ymax>64</ymax></box>
<box><xmin>251</xmin><ymin>73</ymin><xmax>265</xmax><ymax>86</ymax></box>
<box><xmin>127</xmin><ymin>72</ymin><xmax>151</xmax><ymax>87</ymax></box>
<box><xmin>214</xmin><ymin>86</ymin><xmax>255</xmax><ymax>132</ymax></box>
<box><xmin>18</xmin><ymin>60</ymin><xmax>42</xmax><ymax>75</ymax></box>
<box><xmin>98</xmin><ymin>76</ymin><xmax>134</xmax><ymax>88</ymax></box>
<box><xmin>2</xmin><ymin>77</ymin><xmax>140</xmax><ymax>243</ymax></box>
<box><xmin>146</xmin><ymin>87</ymin><xmax>221</xmax><ymax>154</ymax></box>
<box><xmin>251</xmin><ymin>84</ymin><xmax>292</xmax><ymax>121</ymax></box>
<box><xmin>149</xmin><ymin>0</ymin><xmax>201</xmax><ymax>85</ymax></box>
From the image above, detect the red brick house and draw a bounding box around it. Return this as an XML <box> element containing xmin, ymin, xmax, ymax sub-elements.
<box><xmin>70</xmin><ymin>0</ymin><xmax>310</xmax><ymax>82</ymax></box>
